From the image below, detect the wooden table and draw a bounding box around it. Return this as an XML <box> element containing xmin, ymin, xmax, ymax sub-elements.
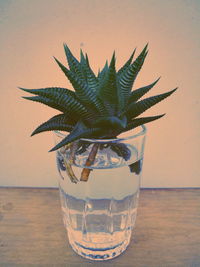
<box><xmin>0</xmin><ymin>188</ymin><xmax>199</xmax><ymax>267</ymax></box>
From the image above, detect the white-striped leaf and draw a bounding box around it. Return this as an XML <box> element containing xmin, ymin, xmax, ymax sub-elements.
<box><xmin>117</xmin><ymin>48</ymin><xmax>136</xmax><ymax>78</ymax></box>
<box><xmin>98</xmin><ymin>52</ymin><xmax>119</xmax><ymax>115</ymax></box>
<box><xmin>64</xmin><ymin>43</ymin><xmax>86</xmax><ymax>83</ymax></box>
<box><xmin>123</xmin><ymin>114</ymin><xmax>165</xmax><ymax>131</ymax></box>
<box><xmin>118</xmin><ymin>45</ymin><xmax>148</xmax><ymax>104</ymax></box>
<box><xmin>129</xmin><ymin>77</ymin><xmax>160</xmax><ymax>103</ymax></box>
<box><xmin>54</xmin><ymin>57</ymin><xmax>106</xmax><ymax>115</ymax></box>
<box><xmin>124</xmin><ymin>88</ymin><xmax>177</xmax><ymax>120</ymax></box>
<box><xmin>31</xmin><ymin>114</ymin><xmax>76</xmax><ymax>136</ymax></box>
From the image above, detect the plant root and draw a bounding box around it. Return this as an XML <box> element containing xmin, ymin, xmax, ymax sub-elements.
<box><xmin>80</xmin><ymin>143</ymin><xmax>99</xmax><ymax>182</ymax></box>
<box><xmin>60</xmin><ymin>144</ymin><xmax>79</xmax><ymax>183</ymax></box>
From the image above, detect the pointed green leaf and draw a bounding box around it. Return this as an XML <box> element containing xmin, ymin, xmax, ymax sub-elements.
<box><xmin>49</xmin><ymin>126</ymin><xmax>102</xmax><ymax>152</ymax></box>
<box><xmin>22</xmin><ymin>95</ymin><xmax>69</xmax><ymax>113</ymax></box>
<box><xmin>63</xmin><ymin>43</ymin><xmax>85</xmax><ymax>83</ymax></box>
<box><xmin>31</xmin><ymin>114</ymin><xmax>76</xmax><ymax>136</ymax></box>
<box><xmin>48</xmin><ymin>112</ymin><xmax>77</xmax><ymax>125</ymax></box>
<box><xmin>22</xmin><ymin>94</ymin><xmax>92</xmax><ymax>123</ymax></box>
<box><xmin>97</xmin><ymin>60</ymin><xmax>108</xmax><ymax>81</ymax></box>
<box><xmin>80</xmin><ymin>49</ymin><xmax>86</xmax><ymax>65</ymax></box>
<box><xmin>19</xmin><ymin>86</ymin><xmax>76</xmax><ymax>99</ymax></box>
<box><xmin>54</xmin><ymin>57</ymin><xmax>106</xmax><ymax>115</ymax></box>
<box><xmin>85</xmin><ymin>53</ymin><xmax>90</xmax><ymax>66</ymax></box>
<box><xmin>124</xmin><ymin>88</ymin><xmax>177</xmax><ymax>120</ymax></box>
<box><xmin>20</xmin><ymin>87</ymin><xmax>91</xmax><ymax>121</ymax></box>
<box><xmin>123</xmin><ymin>114</ymin><xmax>165</xmax><ymax>132</ymax></box>
<box><xmin>117</xmin><ymin>48</ymin><xmax>136</xmax><ymax>78</ymax></box>
<box><xmin>54</xmin><ymin>56</ymin><xmax>87</xmax><ymax>96</ymax></box>
<box><xmin>79</xmin><ymin>49</ymin><xmax>88</xmax><ymax>80</ymax></box>
<box><xmin>129</xmin><ymin>77</ymin><xmax>161</xmax><ymax>103</ymax></box>
<box><xmin>86</xmin><ymin>69</ymin><xmax>99</xmax><ymax>93</ymax></box>
<box><xmin>98</xmin><ymin>52</ymin><xmax>119</xmax><ymax>114</ymax></box>
<box><xmin>118</xmin><ymin>45</ymin><xmax>148</xmax><ymax>103</ymax></box>
<box><xmin>79</xmin><ymin>50</ymin><xmax>99</xmax><ymax>93</ymax></box>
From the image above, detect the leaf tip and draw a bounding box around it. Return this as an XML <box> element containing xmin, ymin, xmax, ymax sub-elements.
<box><xmin>154</xmin><ymin>76</ymin><xmax>161</xmax><ymax>85</ymax></box>
<box><xmin>171</xmin><ymin>87</ymin><xmax>178</xmax><ymax>94</ymax></box>
<box><xmin>160</xmin><ymin>113</ymin><xmax>166</xmax><ymax>118</ymax></box>
<box><xmin>110</xmin><ymin>51</ymin><xmax>116</xmax><ymax>66</ymax></box>
<box><xmin>63</xmin><ymin>42</ymin><xmax>69</xmax><ymax>50</ymax></box>
<box><xmin>80</xmin><ymin>48</ymin><xmax>84</xmax><ymax>56</ymax></box>
<box><xmin>145</xmin><ymin>42</ymin><xmax>149</xmax><ymax>49</ymax></box>
<box><xmin>53</xmin><ymin>56</ymin><xmax>58</xmax><ymax>63</ymax></box>
<box><xmin>130</xmin><ymin>48</ymin><xmax>136</xmax><ymax>60</ymax></box>
<box><xmin>30</xmin><ymin>131</ymin><xmax>36</xmax><ymax>137</ymax></box>
<box><xmin>48</xmin><ymin>147</ymin><xmax>55</xmax><ymax>152</ymax></box>
<box><xmin>18</xmin><ymin>87</ymin><xmax>28</xmax><ymax>92</ymax></box>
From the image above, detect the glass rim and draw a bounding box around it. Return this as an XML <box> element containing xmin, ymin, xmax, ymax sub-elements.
<box><xmin>54</xmin><ymin>125</ymin><xmax>146</xmax><ymax>143</ymax></box>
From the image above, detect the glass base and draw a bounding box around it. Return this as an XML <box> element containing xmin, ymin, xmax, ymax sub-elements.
<box><xmin>68</xmin><ymin>231</ymin><xmax>131</xmax><ymax>260</ymax></box>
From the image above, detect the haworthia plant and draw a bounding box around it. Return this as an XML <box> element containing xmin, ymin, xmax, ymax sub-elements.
<box><xmin>20</xmin><ymin>43</ymin><xmax>177</xmax><ymax>153</ymax></box>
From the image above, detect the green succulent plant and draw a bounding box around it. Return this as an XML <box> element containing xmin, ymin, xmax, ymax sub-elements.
<box><xmin>19</xmin><ymin>44</ymin><xmax>177</xmax><ymax>182</ymax></box>
<box><xmin>19</xmin><ymin>43</ymin><xmax>177</xmax><ymax>153</ymax></box>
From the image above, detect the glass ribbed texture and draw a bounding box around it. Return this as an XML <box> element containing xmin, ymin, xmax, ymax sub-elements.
<box><xmin>54</xmin><ymin>126</ymin><xmax>146</xmax><ymax>260</ymax></box>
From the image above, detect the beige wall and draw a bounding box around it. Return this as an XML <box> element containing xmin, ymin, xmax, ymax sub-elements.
<box><xmin>0</xmin><ymin>0</ymin><xmax>199</xmax><ymax>188</ymax></box>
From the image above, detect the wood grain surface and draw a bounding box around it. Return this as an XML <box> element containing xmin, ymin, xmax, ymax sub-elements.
<box><xmin>0</xmin><ymin>188</ymin><xmax>199</xmax><ymax>267</ymax></box>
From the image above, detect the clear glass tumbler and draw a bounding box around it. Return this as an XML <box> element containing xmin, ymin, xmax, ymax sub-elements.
<box><xmin>54</xmin><ymin>126</ymin><xmax>146</xmax><ymax>260</ymax></box>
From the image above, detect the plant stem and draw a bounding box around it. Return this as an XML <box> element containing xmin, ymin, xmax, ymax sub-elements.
<box><xmin>80</xmin><ymin>143</ymin><xmax>99</xmax><ymax>182</ymax></box>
